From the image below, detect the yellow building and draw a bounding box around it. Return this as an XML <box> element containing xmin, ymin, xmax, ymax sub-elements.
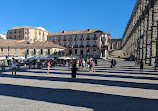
<box><xmin>48</xmin><ymin>28</ymin><xmax>110</xmax><ymax>58</ymax></box>
<box><xmin>7</xmin><ymin>26</ymin><xmax>49</xmax><ymax>42</ymax></box>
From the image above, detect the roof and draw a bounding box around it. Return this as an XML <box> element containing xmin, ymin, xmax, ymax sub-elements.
<box><xmin>48</xmin><ymin>28</ymin><xmax>108</xmax><ymax>36</ymax></box>
<box><xmin>9</xmin><ymin>26</ymin><xmax>49</xmax><ymax>32</ymax></box>
<box><xmin>0</xmin><ymin>39</ymin><xmax>66</xmax><ymax>49</ymax></box>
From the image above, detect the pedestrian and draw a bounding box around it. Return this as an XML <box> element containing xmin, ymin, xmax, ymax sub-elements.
<box><xmin>95</xmin><ymin>59</ymin><xmax>97</xmax><ymax>66</ymax></box>
<box><xmin>113</xmin><ymin>59</ymin><xmax>117</xmax><ymax>66</ymax></box>
<box><xmin>111</xmin><ymin>59</ymin><xmax>113</xmax><ymax>68</ymax></box>
<box><xmin>47</xmin><ymin>60</ymin><xmax>51</xmax><ymax>75</ymax></box>
<box><xmin>82</xmin><ymin>59</ymin><xmax>85</xmax><ymax>70</ymax></box>
<box><xmin>11</xmin><ymin>58</ymin><xmax>16</xmax><ymax>75</ymax></box>
<box><xmin>33</xmin><ymin>59</ymin><xmax>36</xmax><ymax>69</ymax></box>
<box><xmin>140</xmin><ymin>59</ymin><xmax>143</xmax><ymax>71</ymax></box>
<box><xmin>91</xmin><ymin>59</ymin><xmax>95</xmax><ymax>72</ymax></box>
<box><xmin>154</xmin><ymin>61</ymin><xmax>157</xmax><ymax>70</ymax></box>
<box><xmin>71</xmin><ymin>60</ymin><xmax>77</xmax><ymax>79</ymax></box>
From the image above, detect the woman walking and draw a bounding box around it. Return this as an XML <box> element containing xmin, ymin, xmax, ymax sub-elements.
<box><xmin>47</xmin><ymin>61</ymin><xmax>51</xmax><ymax>75</ymax></box>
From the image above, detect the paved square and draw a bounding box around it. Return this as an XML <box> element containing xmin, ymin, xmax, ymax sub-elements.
<box><xmin>0</xmin><ymin>59</ymin><xmax>158</xmax><ymax>111</ymax></box>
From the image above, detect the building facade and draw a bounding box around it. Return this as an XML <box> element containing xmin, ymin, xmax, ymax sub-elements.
<box><xmin>0</xmin><ymin>40</ymin><xmax>66</xmax><ymax>59</ymax></box>
<box><xmin>7</xmin><ymin>26</ymin><xmax>49</xmax><ymax>42</ymax></box>
<box><xmin>47</xmin><ymin>29</ymin><xmax>110</xmax><ymax>58</ymax></box>
<box><xmin>121</xmin><ymin>0</ymin><xmax>158</xmax><ymax>65</ymax></box>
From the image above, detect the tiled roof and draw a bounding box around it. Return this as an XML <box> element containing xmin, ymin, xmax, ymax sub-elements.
<box><xmin>49</xmin><ymin>28</ymin><xmax>106</xmax><ymax>36</ymax></box>
<box><xmin>9</xmin><ymin>26</ymin><xmax>49</xmax><ymax>32</ymax></box>
<box><xmin>0</xmin><ymin>39</ymin><xmax>66</xmax><ymax>49</ymax></box>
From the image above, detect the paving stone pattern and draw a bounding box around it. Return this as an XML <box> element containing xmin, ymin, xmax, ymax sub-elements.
<box><xmin>0</xmin><ymin>59</ymin><xmax>158</xmax><ymax>111</ymax></box>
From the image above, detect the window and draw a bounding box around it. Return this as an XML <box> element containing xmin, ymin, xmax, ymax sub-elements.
<box><xmin>94</xmin><ymin>34</ymin><xmax>96</xmax><ymax>37</ymax></box>
<box><xmin>80</xmin><ymin>42</ymin><xmax>84</xmax><ymax>47</ymax></box>
<box><xmin>43</xmin><ymin>33</ymin><xmax>45</xmax><ymax>41</ymax></box>
<box><xmin>87</xmin><ymin>41</ymin><xmax>90</xmax><ymax>45</ymax></box>
<box><xmin>19</xmin><ymin>30</ymin><xmax>21</xmax><ymax>33</ymax></box>
<box><xmin>87</xmin><ymin>34</ymin><xmax>90</xmax><ymax>38</ymax></box>
<box><xmin>75</xmin><ymin>49</ymin><xmax>77</xmax><ymax>54</ymax></box>
<box><xmin>14</xmin><ymin>30</ymin><xmax>16</xmax><ymax>34</ymax></box>
<box><xmin>14</xmin><ymin>35</ymin><xmax>16</xmax><ymax>39</ymax></box>
<box><xmin>70</xmin><ymin>42</ymin><xmax>72</xmax><ymax>46</ymax></box>
<box><xmin>59</xmin><ymin>42</ymin><xmax>62</xmax><ymax>46</ymax></box>
<box><xmin>75</xmin><ymin>42</ymin><xmax>78</xmax><ymax>46</ymax></box>
<box><xmin>1</xmin><ymin>48</ymin><xmax>3</xmax><ymax>54</ymax></box>
<box><xmin>93</xmin><ymin>41</ymin><xmax>97</xmax><ymax>45</ymax></box>
<box><xmin>87</xmin><ymin>34</ymin><xmax>90</xmax><ymax>40</ymax></box>
<box><xmin>64</xmin><ymin>42</ymin><xmax>66</xmax><ymax>46</ymax></box>
<box><xmin>64</xmin><ymin>36</ymin><xmax>66</xmax><ymax>40</ymax></box>
<box><xmin>14</xmin><ymin>49</ymin><xmax>17</xmax><ymax>54</ymax></box>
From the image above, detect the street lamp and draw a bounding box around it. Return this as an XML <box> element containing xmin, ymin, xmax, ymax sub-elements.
<box><xmin>7</xmin><ymin>46</ymin><xmax>10</xmax><ymax>58</ymax></box>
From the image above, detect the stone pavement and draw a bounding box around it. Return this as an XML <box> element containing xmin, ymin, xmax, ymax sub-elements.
<box><xmin>0</xmin><ymin>59</ymin><xmax>158</xmax><ymax>111</ymax></box>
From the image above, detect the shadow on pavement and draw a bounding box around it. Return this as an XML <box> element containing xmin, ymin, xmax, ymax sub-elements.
<box><xmin>1</xmin><ymin>72</ymin><xmax>158</xmax><ymax>90</ymax></box>
<box><xmin>0</xmin><ymin>83</ymin><xmax>157</xmax><ymax>111</ymax></box>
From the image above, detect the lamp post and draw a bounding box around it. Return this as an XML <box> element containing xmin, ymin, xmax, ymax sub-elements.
<box><xmin>7</xmin><ymin>46</ymin><xmax>10</xmax><ymax>59</ymax></box>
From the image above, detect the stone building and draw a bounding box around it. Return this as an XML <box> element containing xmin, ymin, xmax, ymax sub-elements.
<box><xmin>121</xmin><ymin>0</ymin><xmax>158</xmax><ymax>65</ymax></box>
<box><xmin>7</xmin><ymin>26</ymin><xmax>49</xmax><ymax>42</ymax></box>
<box><xmin>109</xmin><ymin>38</ymin><xmax>122</xmax><ymax>50</ymax></box>
<box><xmin>0</xmin><ymin>39</ymin><xmax>66</xmax><ymax>58</ymax></box>
<box><xmin>47</xmin><ymin>29</ymin><xmax>110</xmax><ymax>58</ymax></box>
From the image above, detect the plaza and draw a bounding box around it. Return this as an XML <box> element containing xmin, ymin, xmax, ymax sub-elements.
<box><xmin>0</xmin><ymin>59</ymin><xmax>158</xmax><ymax>111</ymax></box>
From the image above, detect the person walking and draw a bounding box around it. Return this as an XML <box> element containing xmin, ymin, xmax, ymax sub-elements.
<box><xmin>140</xmin><ymin>59</ymin><xmax>143</xmax><ymax>71</ymax></box>
<box><xmin>71</xmin><ymin>60</ymin><xmax>77</xmax><ymax>79</ymax></box>
<box><xmin>91</xmin><ymin>59</ymin><xmax>95</xmax><ymax>72</ymax></box>
<box><xmin>11</xmin><ymin>58</ymin><xmax>16</xmax><ymax>75</ymax></box>
<box><xmin>47</xmin><ymin>61</ymin><xmax>51</xmax><ymax>75</ymax></box>
<box><xmin>154</xmin><ymin>61</ymin><xmax>157</xmax><ymax>70</ymax></box>
<box><xmin>82</xmin><ymin>59</ymin><xmax>85</xmax><ymax>70</ymax></box>
<box><xmin>111</xmin><ymin>59</ymin><xmax>113</xmax><ymax>68</ymax></box>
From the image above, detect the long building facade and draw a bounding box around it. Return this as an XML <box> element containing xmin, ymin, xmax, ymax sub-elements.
<box><xmin>7</xmin><ymin>26</ymin><xmax>49</xmax><ymax>42</ymax></box>
<box><xmin>47</xmin><ymin>29</ymin><xmax>110</xmax><ymax>58</ymax></box>
<box><xmin>122</xmin><ymin>0</ymin><xmax>158</xmax><ymax>66</ymax></box>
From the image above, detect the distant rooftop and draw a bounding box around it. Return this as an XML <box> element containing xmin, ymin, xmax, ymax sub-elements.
<box><xmin>49</xmin><ymin>28</ymin><xmax>110</xmax><ymax>36</ymax></box>
<box><xmin>0</xmin><ymin>39</ymin><xmax>66</xmax><ymax>49</ymax></box>
<box><xmin>9</xmin><ymin>26</ymin><xmax>48</xmax><ymax>32</ymax></box>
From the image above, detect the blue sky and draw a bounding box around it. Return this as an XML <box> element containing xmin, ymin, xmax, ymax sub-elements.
<box><xmin>0</xmin><ymin>0</ymin><xmax>136</xmax><ymax>38</ymax></box>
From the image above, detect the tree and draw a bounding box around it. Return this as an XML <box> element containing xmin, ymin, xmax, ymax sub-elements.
<box><xmin>0</xmin><ymin>36</ymin><xmax>3</xmax><ymax>39</ymax></box>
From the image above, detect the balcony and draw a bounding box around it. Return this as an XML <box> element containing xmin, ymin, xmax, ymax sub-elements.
<box><xmin>93</xmin><ymin>37</ymin><xmax>97</xmax><ymax>40</ymax></box>
<box><xmin>74</xmin><ymin>38</ymin><xmax>78</xmax><ymax>41</ymax></box>
<box><xmin>74</xmin><ymin>45</ymin><xmax>78</xmax><ymax>48</ymax></box>
<box><xmin>69</xmin><ymin>39</ymin><xmax>72</xmax><ymax>41</ymax></box>
<box><xmin>93</xmin><ymin>45</ymin><xmax>97</xmax><ymax>47</ymax></box>
<box><xmin>80</xmin><ymin>38</ymin><xmax>84</xmax><ymax>41</ymax></box>
<box><xmin>86</xmin><ymin>38</ymin><xmax>90</xmax><ymax>40</ymax></box>
<box><xmin>58</xmin><ymin>39</ymin><xmax>62</xmax><ymax>42</ymax></box>
<box><xmin>80</xmin><ymin>45</ymin><xmax>84</xmax><ymax>48</ymax></box>
<box><xmin>63</xmin><ymin>39</ymin><xmax>67</xmax><ymax>41</ymax></box>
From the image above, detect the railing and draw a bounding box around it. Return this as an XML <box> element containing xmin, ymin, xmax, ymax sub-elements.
<box><xmin>80</xmin><ymin>38</ymin><xmax>84</xmax><ymax>41</ymax></box>
<box><xmin>93</xmin><ymin>37</ymin><xmax>97</xmax><ymax>40</ymax></box>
